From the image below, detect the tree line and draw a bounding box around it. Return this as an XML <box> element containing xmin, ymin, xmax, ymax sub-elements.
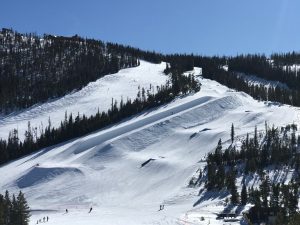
<box><xmin>0</xmin><ymin>190</ymin><xmax>30</xmax><ymax>225</ymax></box>
<box><xmin>193</xmin><ymin>123</ymin><xmax>300</xmax><ymax>224</ymax></box>
<box><xmin>0</xmin><ymin>28</ymin><xmax>165</xmax><ymax>114</ymax></box>
<box><xmin>228</xmin><ymin>54</ymin><xmax>300</xmax><ymax>90</ymax></box>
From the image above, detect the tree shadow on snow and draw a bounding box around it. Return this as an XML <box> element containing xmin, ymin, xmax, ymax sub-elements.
<box><xmin>193</xmin><ymin>190</ymin><xmax>228</xmax><ymax>207</ymax></box>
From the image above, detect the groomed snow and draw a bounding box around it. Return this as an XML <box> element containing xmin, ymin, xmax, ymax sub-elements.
<box><xmin>0</xmin><ymin>60</ymin><xmax>168</xmax><ymax>141</ymax></box>
<box><xmin>1</xmin><ymin>64</ymin><xmax>300</xmax><ymax>224</ymax></box>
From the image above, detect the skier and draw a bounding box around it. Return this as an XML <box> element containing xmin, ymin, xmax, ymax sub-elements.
<box><xmin>89</xmin><ymin>207</ymin><xmax>93</xmax><ymax>213</ymax></box>
<box><xmin>47</xmin><ymin>216</ymin><xmax>49</xmax><ymax>222</ymax></box>
<box><xmin>43</xmin><ymin>217</ymin><xmax>45</xmax><ymax>222</ymax></box>
<box><xmin>66</xmin><ymin>209</ymin><xmax>68</xmax><ymax>214</ymax></box>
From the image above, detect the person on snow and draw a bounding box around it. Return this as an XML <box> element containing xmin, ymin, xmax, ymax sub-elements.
<box><xmin>89</xmin><ymin>207</ymin><xmax>93</xmax><ymax>213</ymax></box>
<box><xmin>159</xmin><ymin>204</ymin><xmax>165</xmax><ymax>210</ymax></box>
<box><xmin>47</xmin><ymin>216</ymin><xmax>49</xmax><ymax>222</ymax></box>
<box><xmin>66</xmin><ymin>209</ymin><xmax>68</xmax><ymax>213</ymax></box>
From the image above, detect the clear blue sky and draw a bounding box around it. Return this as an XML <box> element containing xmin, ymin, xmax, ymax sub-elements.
<box><xmin>1</xmin><ymin>0</ymin><xmax>299</xmax><ymax>56</ymax></box>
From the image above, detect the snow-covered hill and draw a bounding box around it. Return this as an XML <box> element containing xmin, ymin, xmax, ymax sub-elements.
<box><xmin>0</xmin><ymin>60</ymin><xmax>168</xmax><ymax>141</ymax></box>
<box><xmin>0</xmin><ymin>62</ymin><xmax>300</xmax><ymax>225</ymax></box>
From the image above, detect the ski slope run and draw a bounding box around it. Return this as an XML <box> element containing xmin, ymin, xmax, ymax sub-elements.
<box><xmin>0</xmin><ymin>60</ymin><xmax>168</xmax><ymax>141</ymax></box>
<box><xmin>1</xmin><ymin>64</ymin><xmax>300</xmax><ymax>225</ymax></box>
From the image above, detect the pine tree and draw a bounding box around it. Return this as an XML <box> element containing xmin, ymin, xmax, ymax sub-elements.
<box><xmin>216</xmin><ymin>165</ymin><xmax>225</xmax><ymax>189</ymax></box>
<box><xmin>230</xmin><ymin>180</ymin><xmax>239</xmax><ymax>204</ymax></box>
<box><xmin>226</xmin><ymin>168</ymin><xmax>239</xmax><ymax>204</ymax></box>
<box><xmin>270</xmin><ymin>183</ymin><xmax>280</xmax><ymax>212</ymax></box>
<box><xmin>288</xmin><ymin>183</ymin><xmax>298</xmax><ymax>216</ymax></box>
<box><xmin>4</xmin><ymin>191</ymin><xmax>11</xmax><ymax>225</ymax></box>
<box><xmin>241</xmin><ymin>183</ymin><xmax>248</xmax><ymax>205</ymax></box>
<box><xmin>214</xmin><ymin>139</ymin><xmax>223</xmax><ymax>166</ymax></box>
<box><xmin>275</xmin><ymin>211</ymin><xmax>286</xmax><ymax>225</ymax></box>
<box><xmin>260</xmin><ymin>176</ymin><xmax>270</xmax><ymax>208</ymax></box>
<box><xmin>254</xmin><ymin>125</ymin><xmax>258</xmax><ymax>148</ymax></box>
<box><xmin>289</xmin><ymin>213</ymin><xmax>300</xmax><ymax>225</ymax></box>
<box><xmin>231</xmin><ymin>123</ymin><xmax>235</xmax><ymax>143</ymax></box>
<box><xmin>206</xmin><ymin>163</ymin><xmax>217</xmax><ymax>190</ymax></box>
<box><xmin>16</xmin><ymin>191</ymin><xmax>30</xmax><ymax>225</ymax></box>
<box><xmin>0</xmin><ymin>194</ymin><xmax>4</xmax><ymax>225</ymax></box>
<box><xmin>10</xmin><ymin>194</ymin><xmax>18</xmax><ymax>225</ymax></box>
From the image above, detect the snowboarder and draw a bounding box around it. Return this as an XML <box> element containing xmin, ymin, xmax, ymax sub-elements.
<box><xmin>89</xmin><ymin>207</ymin><xmax>93</xmax><ymax>213</ymax></box>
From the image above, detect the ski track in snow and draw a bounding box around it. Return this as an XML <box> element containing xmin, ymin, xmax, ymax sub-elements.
<box><xmin>0</xmin><ymin>63</ymin><xmax>300</xmax><ymax>224</ymax></box>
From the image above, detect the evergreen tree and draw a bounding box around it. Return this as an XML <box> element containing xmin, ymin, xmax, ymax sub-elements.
<box><xmin>0</xmin><ymin>194</ymin><xmax>4</xmax><ymax>225</ymax></box>
<box><xmin>10</xmin><ymin>195</ymin><xmax>18</xmax><ymax>225</ymax></box>
<box><xmin>288</xmin><ymin>183</ymin><xmax>298</xmax><ymax>216</ymax></box>
<box><xmin>226</xmin><ymin>168</ymin><xmax>239</xmax><ymax>204</ymax></box>
<box><xmin>206</xmin><ymin>163</ymin><xmax>217</xmax><ymax>190</ymax></box>
<box><xmin>260</xmin><ymin>176</ymin><xmax>270</xmax><ymax>208</ymax></box>
<box><xmin>289</xmin><ymin>213</ymin><xmax>300</xmax><ymax>225</ymax></box>
<box><xmin>275</xmin><ymin>211</ymin><xmax>286</xmax><ymax>225</ymax></box>
<box><xmin>214</xmin><ymin>139</ymin><xmax>223</xmax><ymax>166</ymax></box>
<box><xmin>241</xmin><ymin>183</ymin><xmax>248</xmax><ymax>205</ymax></box>
<box><xmin>231</xmin><ymin>123</ymin><xmax>235</xmax><ymax>143</ymax></box>
<box><xmin>0</xmin><ymin>190</ymin><xmax>31</xmax><ymax>225</ymax></box>
<box><xmin>4</xmin><ymin>191</ymin><xmax>10</xmax><ymax>225</ymax></box>
<box><xmin>16</xmin><ymin>191</ymin><xmax>30</xmax><ymax>225</ymax></box>
<box><xmin>254</xmin><ymin>125</ymin><xmax>258</xmax><ymax>148</ymax></box>
<box><xmin>216</xmin><ymin>165</ymin><xmax>225</xmax><ymax>189</ymax></box>
<box><xmin>270</xmin><ymin>183</ymin><xmax>280</xmax><ymax>212</ymax></box>
<box><xmin>230</xmin><ymin>180</ymin><xmax>239</xmax><ymax>204</ymax></box>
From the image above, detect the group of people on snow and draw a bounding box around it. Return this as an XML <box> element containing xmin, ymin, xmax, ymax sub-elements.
<box><xmin>36</xmin><ymin>216</ymin><xmax>49</xmax><ymax>224</ymax></box>
<box><xmin>36</xmin><ymin>207</ymin><xmax>92</xmax><ymax>224</ymax></box>
<box><xmin>65</xmin><ymin>207</ymin><xmax>93</xmax><ymax>214</ymax></box>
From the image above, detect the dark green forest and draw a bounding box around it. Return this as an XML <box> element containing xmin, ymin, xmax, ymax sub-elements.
<box><xmin>0</xmin><ymin>190</ymin><xmax>30</xmax><ymax>225</ymax></box>
<box><xmin>0</xmin><ymin>28</ymin><xmax>163</xmax><ymax>114</ymax></box>
<box><xmin>191</xmin><ymin>124</ymin><xmax>300</xmax><ymax>224</ymax></box>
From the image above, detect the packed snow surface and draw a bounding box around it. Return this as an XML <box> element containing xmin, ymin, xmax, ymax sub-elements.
<box><xmin>0</xmin><ymin>60</ymin><xmax>168</xmax><ymax>141</ymax></box>
<box><xmin>1</xmin><ymin>63</ymin><xmax>300</xmax><ymax>224</ymax></box>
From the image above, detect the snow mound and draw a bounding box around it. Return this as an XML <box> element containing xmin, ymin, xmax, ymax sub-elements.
<box><xmin>16</xmin><ymin>166</ymin><xmax>83</xmax><ymax>188</ymax></box>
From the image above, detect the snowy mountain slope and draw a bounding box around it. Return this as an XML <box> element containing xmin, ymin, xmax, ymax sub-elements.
<box><xmin>0</xmin><ymin>60</ymin><xmax>168</xmax><ymax>141</ymax></box>
<box><xmin>235</xmin><ymin>72</ymin><xmax>290</xmax><ymax>89</ymax></box>
<box><xmin>1</xmin><ymin>65</ymin><xmax>300</xmax><ymax>224</ymax></box>
<box><xmin>220</xmin><ymin>65</ymin><xmax>290</xmax><ymax>90</ymax></box>
<box><xmin>283</xmin><ymin>64</ymin><xmax>300</xmax><ymax>73</ymax></box>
